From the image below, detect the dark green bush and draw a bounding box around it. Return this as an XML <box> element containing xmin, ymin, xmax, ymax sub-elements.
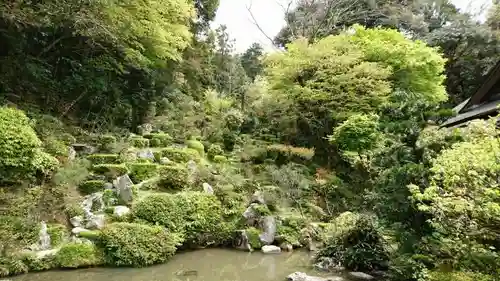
<box><xmin>132</xmin><ymin>192</ymin><xmax>227</xmax><ymax>246</ymax></box>
<box><xmin>92</xmin><ymin>164</ymin><xmax>128</xmax><ymax>178</ymax></box>
<box><xmin>127</xmin><ymin>162</ymin><xmax>158</xmax><ymax>183</ymax></box>
<box><xmin>160</xmin><ymin>147</ymin><xmax>199</xmax><ymax>163</ymax></box>
<box><xmin>157</xmin><ymin>165</ymin><xmax>189</xmax><ymax>190</ymax></box>
<box><xmin>144</xmin><ymin>133</ymin><xmax>173</xmax><ymax>147</ymax></box>
<box><xmin>78</xmin><ymin>180</ymin><xmax>106</xmax><ymax>194</ymax></box>
<box><xmin>98</xmin><ymin>134</ymin><xmax>117</xmax><ymax>152</ymax></box>
<box><xmin>212</xmin><ymin>155</ymin><xmax>227</xmax><ymax>163</ymax></box>
<box><xmin>55</xmin><ymin>242</ymin><xmax>103</xmax><ymax>268</ymax></box>
<box><xmin>246</xmin><ymin>227</ymin><xmax>263</xmax><ymax>249</ymax></box>
<box><xmin>20</xmin><ymin>253</ymin><xmax>56</xmax><ymax>272</ymax></box>
<box><xmin>0</xmin><ymin>257</ymin><xmax>28</xmax><ymax>277</ymax></box>
<box><xmin>99</xmin><ymin>223</ymin><xmax>180</xmax><ymax>267</ymax></box>
<box><xmin>129</xmin><ymin>136</ymin><xmax>149</xmax><ymax>148</ymax></box>
<box><xmin>87</xmin><ymin>154</ymin><xmax>120</xmax><ymax>165</ymax></box>
<box><xmin>207</xmin><ymin>144</ymin><xmax>224</xmax><ymax>159</ymax></box>
<box><xmin>316</xmin><ymin>212</ymin><xmax>389</xmax><ymax>272</ymax></box>
<box><xmin>0</xmin><ymin>107</ymin><xmax>58</xmax><ymax>183</ymax></box>
<box><xmin>276</xmin><ymin>214</ymin><xmax>308</xmax><ymax>246</ymax></box>
<box><xmin>65</xmin><ymin>203</ymin><xmax>85</xmax><ymax>218</ymax></box>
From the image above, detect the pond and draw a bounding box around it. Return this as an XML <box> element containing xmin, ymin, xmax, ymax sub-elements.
<box><xmin>11</xmin><ymin>249</ymin><xmax>346</xmax><ymax>281</ymax></box>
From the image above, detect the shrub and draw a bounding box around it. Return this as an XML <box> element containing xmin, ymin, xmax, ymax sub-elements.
<box><xmin>20</xmin><ymin>253</ymin><xmax>56</xmax><ymax>271</ymax></box>
<box><xmin>43</xmin><ymin>137</ymin><xmax>69</xmax><ymax>158</ymax></box>
<box><xmin>47</xmin><ymin>224</ymin><xmax>67</xmax><ymax>247</ymax></box>
<box><xmin>55</xmin><ymin>242</ymin><xmax>103</xmax><ymax>268</ymax></box>
<box><xmin>127</xmin><ymin>162</ymin><xmax>158</xmax><ymax>183</ymax></box>
<box><xmin>78</xmin><ymin>180</ymin><xmax>106</xmax><ymax>194</ymax></box>
<box><xmin>316</xmin><ymin>212</ymin><xmax>389</xmax><ymax>271</ymax></box>
<box><xmin>246</xmin><ymin>227</ymin><xmax>262</xmax><ymax>249</ymax></box>
<box><xmin>0</xmin><ymin>107</ymin><xmax>58</xmax><ymax>182</ymax></box>
<box><xmin>87</xmin><ymin>154</ymin><xmax>120</xmax><ymax>165</ymax></box>
<box><xmin>144</xmin><ymin>133</ymin><xmax>173</xmax><ymax>147</ymax></box>
<box><xmin>186</xmin><ymin>140</ymin><xmax>205</xmax><ymax>156</ymax></box>
<box><xmin>429</xmin><ymin>271</ymin><xmax>496</xmax><ymax>281</ymax></box>
<box><xmin>207</xmin><ymin>144</ymin><xmax>224</xmax><ymax>159</ymax></box>
<box><xmin>93</xmin><ymin>164</ymin><xmax>128</xmax><ymax>178</ymax></box>
<box><xmin>99</xmin><ymin>223</ymin><xmax>180</xmax><ymax>267</ymax></box>
<box><xmin>129</xmin><ymin>136</ymin><xmax>149</xmax><ymax>148</ymax></box>
<box><xmin>276</xmin><ymin>214</ymin><xmax>308</xmax><ymax>246</ymax></box>
<box><xmin>0</xmin><ymin>257</ymin><xmax>28</xmax><ymax>276</ymax></box>
<box><xmin>133</xmin><ymin>192</ymin><xmax>227</xmax><ymax>246</ymax></box>
<box><xmin>266</xmin><ymin>144</ymin><xmax>315</xmax><ymax>164</ymax></box>
<box><xmin>98</xmin><ymin>134</ymin><xmax>117</xmax><ymax>152</ymax></box>
<box><xmin>212</xmin><ymin>155</ymin><xmax>227</xmax><ymax>163</ymax></box>
<box><xmin>157</xmin><ymin>165</ymin><xmax>189</xmax><ymax>190</ymax></box>
<box><xmin>159</xmin><ymin>147</ymin><xmax>199</xmax><ymax>163</ymax></box>
<box><xmin>65</xmin><ymin>203</ymin><xmax>85</xmax><ymax>218</ymax></box>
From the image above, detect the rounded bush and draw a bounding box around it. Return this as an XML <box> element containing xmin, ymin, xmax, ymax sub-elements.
<box><xmin>47</xmin><ymin>224</ymin><xmax>67</xmax><ymax>247</ymax></box>
<box><xmin>0</xmin><ymin>107</ymin><xmax>58</xmax><ymax>182</ymax></box>
<box><xmin>55</xmin><ymin>242</ymin><xmax>103</xmax><ymax>268</ymax></box>
<box><xmin>99</xmin><ymin>223</ymin><xmax>180</xmax><ymax>267</ymax></box>
<box><xmin>186</xmin><ymin>140</ymin><xmax>205</xmax><ymax>156</ymax></box>
<box><xmin>157</xmin><ymin>165</ymin><xmax>189</xmax><ymax>190</ymax></box>
<box><xmin>127</xmin><ymin>162</ymin><xmax>158</xmax><ymax>183</ymax></box>
<box><xmin>160</xmin><ymin>147</ymin><xmax>199</xmax><ymax>163</ymax></box>
<box><xmin>79</xmin><ymin>180</ymin><xmax>105</xmax><ymax>194</ymax></box>
<box><xmin>133</xmin><ymin>192</ymin><xmax>227</xmax><ymax>246</ymax></box>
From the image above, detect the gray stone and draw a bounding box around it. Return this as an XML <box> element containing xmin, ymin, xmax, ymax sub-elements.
<box><xmin>261</xmin><ymin>245</ymin><xmax>281</xmax><ymax>254</ymax></box>
<box><xmin>71</xmin><ymin>144</ymin><xmax>96</xmax><ymax>155</ymax></box>
<box><xmin>35</xmin><ymin>248</ymin><xmax>59</xmax><ymax>259</ymax></box>
<box><xmin>202</xmin><ymin>182</ymin><xmax>214</xmax><ymax>194</ymax></box>
<box><xmin>280</xmin><ymin>243</ymin><xmax>293</xmax><ymax>252</ymax></box>
<box><xmin>348</xmin><ymin>272</ymin><xmax>375</xmax><ymax>280</ymax></box>
<box><xmin>114</xmin><ymin>174</ymin><xmax>134</xmax><ymax>203</ymax></box>
<box><xmin>68</xmin><ymin>147</ymin><xmax>76</xmax><ymax>161</ymax></box>
<box><xmin>159</xmin><ymin>157</ymin><xmax>171</xmax><ymax>165</ymax></box>
<box><xmin>70</xmin><ymin>216</ymin><xmax>83</xmax><ymax>227</ymax></box>
<box><xmin>234</xmin><ymin>230</ymin><xmax>252</xmax><ymax>252</ymax></box>
<box><xmin>104</xmin><ymin>182</ymin><xmax>114</xmax><ymax>190</ymax></box>
<box><xmin>113</xmin><ymin>206</ymin><xmax>131</xmax><ymax>217</ymax></box>
<box><xmin>251</xmin><ymin>190</ymin><xmax>266</xmax><ymax>204</ymax></box>
<box><xmin>137</xmin><ymin>149</ymin><xmax>155</xmax><ymax>161</ymax></box>
<box><xmin>259</xmin><ymin>216</ymin><xmax>276</xmax><ymax>245</ymax></box>
<box><xmin>71</xmin><ymin>227</ymin><xmax>89</xmax><ymax>235</ymax></box>
<box><xmin>81</xmin><ymin>192</ymin><xmax>105</xmax><ymax>218</ymax></box>
<box><xmin>85</xmin><ymin>214</ymin><xmax>106</xmax><ymax>230</ymax></box>
<box><xmin>138</xmin><ymin>123</ymin><xmax>153</xmax><ymax>135</ymax></box>
<box><xmin>242</xmin><ymin>203</ymin><xmax>259</xmax><ymax>226</ymax></box>
<box><xmin>286</xmin><ymin>272</ymin><xmax>345</xmax><ymax>281</ymax></box>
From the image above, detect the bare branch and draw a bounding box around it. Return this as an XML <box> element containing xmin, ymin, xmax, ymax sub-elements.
<box><xmin>246</xmin><ymin>0</ymin><xmax>281</xmax><ymax>50</ymax></box>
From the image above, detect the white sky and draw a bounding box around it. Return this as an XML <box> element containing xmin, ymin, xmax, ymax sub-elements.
<box><xmin>212</xmin><ymin>0</ymin><xmax>491</xmax><ymax>53</ymax></box>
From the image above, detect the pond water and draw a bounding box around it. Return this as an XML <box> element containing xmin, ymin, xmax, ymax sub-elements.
<box><xmin>11</xmin><ymin>249</ymin><xmax>346</xmax><ymax>281</ymax></box>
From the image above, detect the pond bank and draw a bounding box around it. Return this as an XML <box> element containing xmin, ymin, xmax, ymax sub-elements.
<box><xmin>10</xmin><ymin>249</ymin><xmax>349</xmax><ymax>281</ymax></box>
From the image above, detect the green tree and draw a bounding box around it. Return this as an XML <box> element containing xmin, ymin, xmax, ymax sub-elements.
<box><xmin>241</xmin><ymin>43</ymin><xmax>264</xmax><ymax>81</ymax></box>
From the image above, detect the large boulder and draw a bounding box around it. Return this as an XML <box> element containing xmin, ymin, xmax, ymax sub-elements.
<box><xmin>259</xmin><ymin>216</ymin><xmax>276</xmax><ymax>245</ymax></box>
<box><xmin>113</xmin><ymin>206</ymin><xmax>131</xmax><ymax>217</ymax></box>
<box><xmin>137</xmin><ymin>149</ymin><xmax>155</xmax><ymax>161</ymax></box>
<box><xmin>286</xmin><ymin>272</ymin><xmax>345</xmax><ymax>281</ymax></box>
<box><xmin>70</xmin><ymin>216</ymin><xmax>84</xmax><ymax>228</ymax></box>
<box><xmin>261</xmin><ymin>245</ymin><xmax>281</xmax><ymax>254</ymax></box>
<box><xmin>233</xmin><ymin>230</ymin><xmax>252</xmax><ymax>252</ymax></box>
<box><xmin>242</xmin><ymin>203</ymin><xmax>259</xmax><ymax>226</ymax></box>
<box><xmin>347</xmin><ymin>272</ymin><xmax>375</xmax><ymax>281</ymax></box>
<box><xmin>202</xmin><ymin>182</ymin><xmax>214</xmax><ymax>195</ymax></box>
<box><xmin>114</xmin><ymin>174</ymin><xmax>134</xmax><ymax>204</ymax></box>
<box><xmin>86</xmin><ymin>214</ymin><xmax>106</xmax><ymax>230</ymax></box>
<box><xmin>251</xmin><ymin>190</ymin><xmax>266</xmax><ymax>204</ymax></box>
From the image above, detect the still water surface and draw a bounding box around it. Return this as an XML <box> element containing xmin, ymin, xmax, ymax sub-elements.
<box><xmin>12</xmin><ymin>249</ymin><xmax>345</xmax><ymax>281</ymax></box>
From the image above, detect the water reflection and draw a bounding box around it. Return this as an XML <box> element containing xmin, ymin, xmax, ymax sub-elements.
<box><xmin>12</xmin><ymin>249</ymin><xmax>342</xmax><ymax>281</ymax></box>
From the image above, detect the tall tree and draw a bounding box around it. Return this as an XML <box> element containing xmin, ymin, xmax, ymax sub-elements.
<box><xmin>241</xmin><ymin>43</ymin><xmax>264</xmax><ymax>82</ymax></box>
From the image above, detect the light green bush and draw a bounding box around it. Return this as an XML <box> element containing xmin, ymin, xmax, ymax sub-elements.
<box><xmin>99</xmin><ymin>223</ymin><xmax>180</xmax><ymax>267</ymax></box>
<box><xmin>212</xmin><ymin>155</ymin><xmax>227</xmax><ymax>163</ymax></box>
<box><xmin>43</xmin><ymin>137</ymin><xmax>69</xmax><ymax>158</ymax></box>
<box><xmin>92</xmin><ymin>164</ymin><xmax>128</xmax><ymax>178</ymax></box>
<box><xmin>157</xmin><ymin>165</ymin><xmax>189</xmax><ymax>190</ymax></box>
<box><xmin>19</xmin><ymin>253</ymin><xmax>56</xmax><ymax>272</ymax></box>
<box><xmin>132</xmin><ymin>192</ymin><xmax>227</xmax><ymax>246</ymax></box>
<box><xmin>159</xmin><ymin>147</ymin><xmax>199</xmax><ymax>163</ymax></box>
<box><xmin>87</xmin><ymin>154</ymin><xmax>120</xmax><ymax>165</ymax></box>
<box><xmin>47</xmin><ymin>224</ymin><xmax>67</xmax><ymax>247</ymax></box>
<box><xmin>186</xmin><ymin>140</ymin><xmax>205</xmax><ymax>156</ymax></box>
<box><xmin>429</xmin><ymin>271</ymin><xmax>496</xmax><ymax>281</ymax></box>
<box><xmin>246</xmin><ymin>227</ymin><xmax>262</xmax><ymax>249</ymax></box>
<box><xmin>127</xmin><ymin>162</ymin><xmax>158</xmax><ymax>183</ymax></box>
<box><xmin>98</xmin><ymin>134</ymin><xmax>117</xmax><ymax>152</ymax></box>
<box><xmin>55</xmin><ymin>242</ymin><xmax>103</xmax><ymax>268</ymax></box>
<box><xmin>78</xmin><ymin>180</ymin><xmax>105</xmax><ymax>194</ymax></box>
<box><xmin>0</xmin><ymin>107</ymin><xmax>58</xmax><ymax>182</ymax></box>
<box><xmin>129</xmin><ymin>136</ymin><xmax>149</xmax><ymax>148</ymax></box>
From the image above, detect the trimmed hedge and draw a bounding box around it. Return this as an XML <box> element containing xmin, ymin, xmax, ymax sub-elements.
<box><xmin>157</xmin><ymin>165</ymin><xmax>189</xmax><ymax>190</ymax></box>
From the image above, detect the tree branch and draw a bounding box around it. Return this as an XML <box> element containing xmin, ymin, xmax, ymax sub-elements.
<box><xmin>246</xmin><ymin>0</ymin><xmax>283</xmax><ymax>51</ymax></box>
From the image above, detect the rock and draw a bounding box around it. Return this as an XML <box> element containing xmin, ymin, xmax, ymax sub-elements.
<box><xmin>114</xmin><ymin>174</ymin><xmax>134</xmax><ymax>204</ymax></box>
<box><xmin>242</xmin><ymin>203</ymin><xmax>259</xmax><ymax>226</ymax></box>
<box><xmin>70</xmin><ymin>216</ymin><xmax>83</xmax><ymax>227</ymax></box>
<box><xmin>251</xmin><ymin>190</ymin><xmax>266</xmax><ymax>204</ymax></box>
<box><xmin>104</xmin><ymin>182</ymin><xmax>114</xmax><ymax>190</ymax></box>
<box><xmin>71</xmin><ymin>144</ymin><xmax>96</xmax><ymax>155</ymax></box>
<box><xmin>286</xmin><ymin>272</ymin><xmax>345</xmax><ymax>281</ymax></box>
<box><xmin>314</xmin><ymin>257</ymin><xmax>345</xmax><ymax>272</ymax></box>
<box><xmin>159</xmin><ymin>157</ymin><xmax>171</xmax><ymax>165</ymax></box>
<box><xmin>137</xmin><ymin>149</ymin><xmax>155</xmax><ymax>161</ymax></box>
<box><xmin>68</xmin><ymin>146</ymin><xmax>76</xmax><ymax>161</ymax></box>
<box><xmin>347</xmin><ymin>272</ymin><xmax>375</xmax><ymax>280</ymax></box>
<box><xmin>113</xmin><ymin>206</ymin><xmax>131</xmax><ymax>217</ymax></box>
<box><xmin>71</xmin><ymin>227</ymin><xmax>89</xmax><ymax>235</ymax></box>
<box><xmin>35</xmin><ymin>249</ymin><xmax>59</xmax><ymax>259</ymax></box>
<box><xmin>138</xmin><ymin>123</ymin><xmax>153</xmax><ymax>135</ymax></box>
<box><xmin>202</xmin><ymin>182</ymin><xmax>214</xmax><ymax>194</ymax></box>
<box><xmin>259</xmin><ymin>216</ymin><xmax>276</xmax><ymax>245</ymax></box>
<box><xmin>86</xmin><ymin>214</ymin><xmax>106</xmax><ymax>230</ymax></box>
<box><xmin>38</xmin><ymin>221</ymin><xmax>51</xmax><ymax>250</ymax></box>
<box><xmin>81</xmin><ymin>192</ymin><xmax>105</xmax><ymax>218</ymax></box>
<box><xmin>261</xmin><ymin>245</ymin><xmax>281</xmax><ymax>254</ymax></box>
<box><xmin>280</xmin><ymin>243</ymin><xmax>293</xmax><ymax>252</ymax></box>
<box><xmin>233</xmin><ymin>230</ymin><xmax>252</xmax><ymax>252</ymax></box>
